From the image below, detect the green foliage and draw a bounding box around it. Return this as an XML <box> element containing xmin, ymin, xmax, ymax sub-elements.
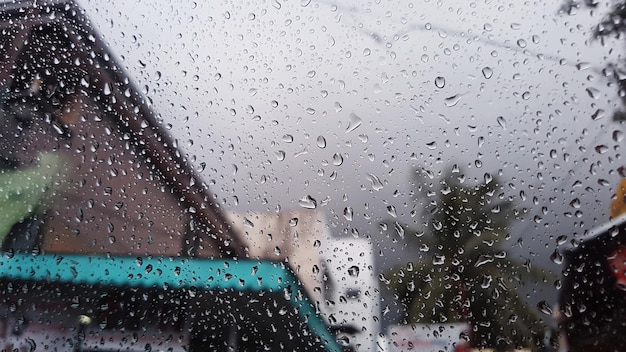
<box><xmin>0</xmin><ymin>153</ymin><xmax>63</xmax><ymax>241</ymax></box>
<box><xmin>385</xmin><ymin>166</ymin><xmax>546</xmax><ymax>351</ymax></box>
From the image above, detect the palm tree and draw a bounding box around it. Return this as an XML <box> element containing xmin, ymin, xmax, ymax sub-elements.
<box><xmin>384</xmin><ymin>166</ymin><xmax>547</xmax><ymax>351</ymax></box>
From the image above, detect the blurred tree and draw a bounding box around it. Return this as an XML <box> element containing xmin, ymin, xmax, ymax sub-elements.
<box><xmin>561</xmin><ymin>0</ymin><xmax>626</xmax><ymax>121</ymax></box>
<box><xmin>384</xmin><ymin>166</ymin><xmax>546</xmax><ymax>351</ymax></box>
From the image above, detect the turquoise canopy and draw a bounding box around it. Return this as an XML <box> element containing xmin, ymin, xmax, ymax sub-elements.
<box><xmin>0</xmin><ymin>253</ymin><xmax>342</xmax><ymax>351</ymax></box>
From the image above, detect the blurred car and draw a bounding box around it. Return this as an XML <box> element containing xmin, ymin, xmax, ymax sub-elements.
<box><xmin>558</xmin><ymin>213</ymin><xmax>626</xmax><ymax>351</ymax></box>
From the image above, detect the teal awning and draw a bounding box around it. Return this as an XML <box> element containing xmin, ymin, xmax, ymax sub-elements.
<box><xmin>0</xmin><ymin>253</ymin><xmax>342</xmax><ymax>352</ymax></box>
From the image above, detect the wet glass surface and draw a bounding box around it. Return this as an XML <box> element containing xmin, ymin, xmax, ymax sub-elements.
<box><xmin>0</xmin><ymin>0</ymin><xmax>625</xmax><ymax>351</ymax></box>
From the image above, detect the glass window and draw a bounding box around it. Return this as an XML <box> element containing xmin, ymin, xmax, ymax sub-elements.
<box><xmin>0</xmin><ymin>0</ymin><xmax>625</xmax><ymax>351</ymax></box>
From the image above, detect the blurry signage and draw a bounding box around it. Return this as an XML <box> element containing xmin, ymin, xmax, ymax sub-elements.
<box><xmin>387</xmin><ymin>323</ymin><xmax>469</xmax><ymax>352</ymax></box>
<box><xmin>610</xmin><ymin>179</ymin><xmax>626</xmax><ymax>219</ymax></box>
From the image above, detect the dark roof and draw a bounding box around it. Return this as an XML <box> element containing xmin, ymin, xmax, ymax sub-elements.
<box><xmin>0</xmin><ymin>0</ymin><xmax>246</xmax><ymax>257</ymax></box>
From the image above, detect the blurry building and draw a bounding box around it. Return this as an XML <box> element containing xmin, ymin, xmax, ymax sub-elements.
<box><xmin>0</xmin><ymin>1</ymin><xmax>340</xmax><ymax>350</ymax></box>
<box><xmin>227</xmin><ymin>211</ymin><xmax>381</xmax><ymax>351</ymax></box>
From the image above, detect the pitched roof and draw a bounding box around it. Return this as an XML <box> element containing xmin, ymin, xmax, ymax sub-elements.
<box><xmin>0</xmin><ymin>0</ymin><xmax>246</xmax><ymax>257</ymax></box>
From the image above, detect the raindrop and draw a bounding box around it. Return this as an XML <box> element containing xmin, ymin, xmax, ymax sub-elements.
<box><xmin>444</xmin><ymin>93</ymin><xmax>463</xmax><ymax>107</ymax></box>
<box><xmin>343</xmin><ymin>207</ymin><xmax>353</xmax><ymax>221</ymax></box>
<box><xmin>591</xmin><ymin>109</ymin><xmax>605</xmax><ymax>120</ymax></box>
<box><xmin>299</xmin><ymin>195</ymin><xmax>317</xmax><ymax>209</ymax></box>
<box><xmin>569</xmin><ymin>198</ymin><xmax>581</xmax><ymax>208</ymax></box>
<box><xmin>537</xmin><ymin>301</ymin><xmax>553</xmax><ymax>315</ymax></box>
<box><xmin>496</xmin><ymin>116</ymin><xmax>506</xmax><ymax>129</ymax></box>
<box><xmin>576</xmin><ymin>62</ymin><xmax>591</xmax><ymax>71</ymax></box>
<box><xmin>516</xmin><ymin>39</ymin><xmax>527</xmax><ymax>48</ymax></box>
<box><xmin>435</xmin><ymin>76</ymin><xmax>445</xmax><ymax>88</ymax></box>
<box><xmin>614</xmin><ymin>130</ymin><xmax>624</xmax><ymax>142</ymax></box>
<box><xmin>316</xmin><ymin>136</ymin><xmax>327</xmax><ymax>148</ymax></box>
<box><xmin>433</xmin><ymin>255</ymin><xmax>445</xmax><ymax>265</ymax></box>
<box><xmin>482</xmin><ymin>67</ymin><xmax>493</xmax><ymax>79</ymax></box>
<box><xmin>394</xmin><ymin>222</ymin><xmax>404</xmax><ymax>239</ymax></box>
<box><xmin>586</xmin><ymin>87</ymin><xmax>600</xmax><ymax>99</ymax></box>
<box><xmin>481</xmin><ymin>275</ymin><xmax>493</xmax><ymax>289</ymax></box>
<box><xmin>474</xmin><ymin>255</ymin><xmax>493</xmax><ymax>267</ymax></box>
<box><xmin>366</xmin><ymin>173</ymin><xmax>384</xmax><ymax>191</ymax></box>
<box><xmin>289</xmin><ymin>217</ymin><xmax>299</xmax><ymax>226</ymax></box>
<box><xmin>243</xmin><ymin>217</ymin><xmax>254</xmax><ymax>228</ymax></box>
<box><xmin>282</xmin><ymin>134</ymin><xmax>294</xmax><ymax>143</ymax></box>
<box><xmin>103</xmin><ymin>82</ymin><xmax>112</xmax><ymax>95</ymax></box>
<box><xmin>550</xmin><ymin>249</ymin><xmax>563</xmax><ymax>264</ymax></box>
<box><xmin>594</xmin><ymin>145</ymin><xmax>608</xmax><ymax>154</ymax></box>
<box><xmin>347</xmin><ymin>265</ymin><xmax>360</xmax><ymax>277</ymax></box>
<box><xmin>275</xmin><ymin>150</ymin><xmax>286</xmax><ymax>160</ymax></box>
<box><xmin>346</xmin><ymin>112</ymin><xmax>363</xmax><ymax>133</ymax></box>
<box><xmin>332</xmin><ymin>153</ymin><xmax>344</xmax><ymax>166</ymax></box>
<box><xmin>386</xmin><ymin>205</ymin><xmax>397</xmax><ymax>218</ymax></box>
<box><xmin>531</xmin><ymin>34</ymin><xmax>540</xmax><ymax>43</ymax></box>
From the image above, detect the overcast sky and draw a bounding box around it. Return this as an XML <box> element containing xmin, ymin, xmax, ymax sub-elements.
<box><xmin>76</xmin><ymin>0</ymin><xmax>625</xmax><ymax>291</ymax></box>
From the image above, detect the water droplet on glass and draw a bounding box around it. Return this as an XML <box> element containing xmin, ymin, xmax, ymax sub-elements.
<box><xmin>433</xmin><ymin>255</ymin><xmax>445</xmax><ymax>265</ymax></box>
<box><xmin>586</xmin><ymin>87</ymin><xmax>600</xmax><ymax>99</ymax></box>
<box><xmin>576</xmin><ymin>62</ymin><xmax>591</xmax><ymax>71</ymax></box>
<box><xmin>434</xmin><ymin>76</ymin><xmax>445</xmax><ymax>88</ymax></box>
<box><xmin>444</xmin><ymin>93</ymin><xmax>464</xmax><ymax>107</ymax></box>
<box><xmin>537</xmin><ymin>301</ymin><xmax>553</xmax><ymax>315</ymax></box>
<box><xmin>496</xmin><ymin>115</ymin><xmax>506</xmax><ymax>129</ymax></box>
<box><xmin>343</xmin><ymin>207</ymin><xmax>353</xmax><ymax>221</ymax></box>
<box><xmin>289</xmin><ymin>217</ymin><xmax>299</xmax><ymax>226</ymax></box>
<box><xmin>614</xmin><ymin>130</ymin><xmax>624</xmax><ymax>142</ymax></box>
<box><xmin>482</xmin><ymin>67</ymin><xmax>493</xmax><ymax>79</ymax></box>
<box><xmin>366</xmin><ymin>173</ymin><xmax>384</xmax><ymax>191</ymax></box>
<box><xmin>347</xmin><ymin>265</ymin><xmax>360</xmax><ymax>277</ymax></box>
<box><xmin>332</xmin><ymin>153</ymin><xmax>344</xmax><ymax>166</ymax></box>
<box><xmin>591</xmin><ymin>109</ymin><xmax>605</xmax><ymax>120</ymax></box>
<box><xmin>346</xmin><ymin>112</ymin><xmax>363</xmax><ymax>133</ymax></box>
<box><xmin>103</xmin><ymin>82</ymin><xmax>112</xmax><ymax>95</ymax></box>
<box><xmin>299</xmin><ymin>195</ymin><xmax>317</xmax><ymax>209</ymax></box>
<box><xmin>316</xmin><ymin>136</ymin><xmax>327</xmax><ymax>149</ymax></box>
<box><xmin>516</xmin><ymin>39</ymin><xmax>527</xmax><ymax>48</ymax></box>
<box><xmin>474</xmin><ymin>255</ymin><xmax>493</xmax><ymax>267</ymax></box>
<box><xmin>550</xmin><ymin>249</ymin><xmax>563</xmax><ymax>264</ymax></box>
<box><xmin>386</xmin><ymin>205</ymin><xmax>397</xmax><ymax>218</ymax></box>
<box><xmin>394</xmin><ymin>222</ymin><xmax>404</xmax><ymax>239</ymax></box>
<box><xmin>275</xmin><ymin>150</ymin><xmax>286</xmax><ymax>160</ymax></box>
<box><xmin>594</xmin><ymin>145</ymin><xmax>608</xmax><ymax>154</ymax></box>
<box><xmin>481</xmin><ymin>275</ymin><xmax>493</xmax><ymax>289</ymax></box>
